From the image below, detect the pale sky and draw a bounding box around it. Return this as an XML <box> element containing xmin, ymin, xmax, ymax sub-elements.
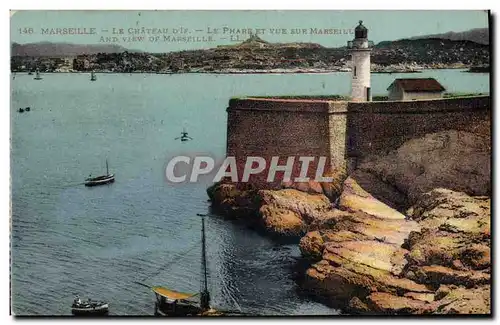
<box><xmin>10</xmin><ymin>10</ymin><xmax>489</xmax><ymax>52</ymax></box>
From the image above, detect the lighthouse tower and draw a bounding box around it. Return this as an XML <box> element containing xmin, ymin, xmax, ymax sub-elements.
<box><xmin>348</xmin><ymin>21</ymin><xmax>374</xmax><ymax>101</ymax></box>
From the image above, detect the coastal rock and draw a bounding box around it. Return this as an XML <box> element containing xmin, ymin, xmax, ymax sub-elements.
<box><xmin>208</xmin><ymin>181</ymin><xmax>334</xmax><ymax>235</ymax></box>
<box><xmin>406</xmin><ymin>188</ymin><xmax>490</xmax><ymax>237</ymax></box>
<box><xmin>434</xmin><ymin>286</ymin><xmax>491</xmax><ymax>314</ymax></box>
<box><xmin>299</xmin><ymin>230</ymin><xmax>324</xmax><ymax>260</ymax></box>
<box><xmin>258</xmin><ymin>189</ymin><xmax>331</xmax><ymax>224</ymax></box>
<box><xmin>364</xmin><ymin>292</ymin><xmax>433</xmax><ymax>314</ymax></box>
<box><xmin>358</xmin><ymin>130</ymin><xmax>491</xmax><ymax>203</ymax></box>
<box><xmin>206</xmin><ymin>182</ymin><xmax>259</xmax><ymax>218</ymax></box>
<box><xmin>282</xmin><ymin>181</ymin><xmax>324</xmax><ymax>195</ymax></box>
<box><xmin>339</xmin><ymin>176</ymin><xmax>407</xmax><ymax>220</ymax></box>
<box><xmin>412</xmin><ymin>265</ymin><xmax>490</xmax><ymax>288</ymax></box>
<box><xmin>259</xmin><ymin>204</ymin><xmax>306</xmax><ymax>236</ymax></box>
<box><xmin>348</xmin><ymin>169</ymin><xmax>407</xmax><ymax>210</ymax></box>
<box><xmin>404</xmin><ymin>189</ymin><xmax>490</xmax><ymax>272</ymax></box>
<box><xmin>301</xmin><ymin>179</ymin><xmax>490</xmax><ymax>314</ymax></box>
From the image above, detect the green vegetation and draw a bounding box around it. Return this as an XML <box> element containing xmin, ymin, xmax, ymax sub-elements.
<box><xmin>443</xmin><ymin>92</ymin><xmax>488</xmax><ymax>98</ymax></box>
<box><xmin>251</xmin><ymin>95</ymin><xmax>350</xmax><ymax>101</ymax></box>
<box><xmin>372</xmin><ymin>95</ymin><xmax>389</xmax><ymax>101</ymax></box>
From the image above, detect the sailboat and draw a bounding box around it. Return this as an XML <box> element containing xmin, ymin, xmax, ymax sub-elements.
<box><xmin>90</xmin><ymin>71</ymin><xmax>97</xmax><ymax>81</ymax></box>
<box><xmin>85</xmin><ymin>159</ymin><xmax>115</xmax><ymax>187</ymax></box>
<box><xmin>136</xmin><ymin>215</ymin><xmax>248</xmax><ymax>316</ymax></box>
<box><xmin>152</xmin><ymin>215</ymin><xmax>213</xmax><ymax>316</ymax></box>
<box><xmin>34</xmin><ymin>70</ymin><xmax>43</xmax><ymax>80</ymax></box>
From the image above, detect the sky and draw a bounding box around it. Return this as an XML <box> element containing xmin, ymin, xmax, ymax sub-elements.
<box><xmin>10</xmin><ymin>10</ymin><xmax>489</xmax><ymax>52</ymax></box>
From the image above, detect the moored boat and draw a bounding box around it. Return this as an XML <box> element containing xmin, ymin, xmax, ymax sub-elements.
<box><xmin>153</xmin><ymin>215</ymin><xmax>211</xmax><ymax>316</ymax></box>
<box><xmin>90</xmin><ymin>71</ymin><xmax>97</xmax><ymax>81</ymax></box>
<box><xmin>138</xmin><ymin>214</ymin><xmax>247</xmax><ymax>316</ymax></box>
<box><xmin>71</xmin><ymin>296</ymin><xmax>109</xmax><ymax>316</ymax></box>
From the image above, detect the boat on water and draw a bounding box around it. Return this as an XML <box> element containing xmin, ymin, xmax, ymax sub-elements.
<box><xmin>71</xmin><ymin>296</ymin><xmax>109</xmax><ymax>316</ymax></box>
<box><xmin>90</xmin><ymin>71</ymin><xmax>97</xmax><ymax>81</ymax></box>
<box><xmin>34</xmin><ymin>70</ymin><xmax>43</xmax><ymax>80</ymax></box>
<box><xmin>175</xmin><ymin>128</ymin><xmax>193</xmax><ymax>142</ymax></box>
<box><xmin>153</xmin><ymin>215</ymin><xmax>211</xmax><ymax>316</ymax></box>
<box><xmin>18</xmin><ymin>108</ymin><xmax>24</xmax><ymax>113</ymax></box>
<box><xmin>136</xmin><ymin>215</ymin><xmax>246</xmax><ymax>316</ymax></box>
<box><xmin>28</xmin><ymin>71</ymin><xmax>33</xmax><ymax>75</ymax></box>
<box><xmin>85</xmin><ymin>160</ymin><xmax>115</xmax><ymax>187</ymax></box>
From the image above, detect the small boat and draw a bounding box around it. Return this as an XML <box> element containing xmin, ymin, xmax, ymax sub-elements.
<box><xmin>90</xmin><ymin>71</ymin><xmax>97</xmax><ymax>81</ymax></box>
<box><xmin>85</xmin><ymin>159</ymin><xmax>115</xmax><ymax>187</ymax></box>
<box><xmin>152</xmin><ymin>215</ymin><xmax>211</xmax><ymax>316</ymax></box>
<box><xmin>175</xmin><ymin>128</ymin><xmax>193</xmax><ymax>142</ymax></box>
<box><xmin>71</xmin><ymin>296</ymin><xmax>109</xmax><ymax>316</ymax></box>
<box><xmin>25</xmin><ymin>107</ymin><xmax>31</xmax><ymax>112</ymax></box>
<box><xmin>143</xmin><ymin>215</ymin><xmax>247</xmax><ymax>316</ymax></box>
<box><xmin>34</xmin><ymin>70</ymin><xmax>42</xmax><ymax>80</ymax></box>
<box><xmin>18</xmin><ymin>108</ymin><xmax>24</xmax><ymax>113</ymax></box>
<box><xmin>28</xmin><ymin>71</ymin><xmax>33</xmax><ymax>75</ymax></box>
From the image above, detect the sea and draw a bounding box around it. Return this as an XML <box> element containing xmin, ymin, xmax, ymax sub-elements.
<box><xmin>10</xmin><ymin>70</ymin><xmax>489</xmax><ymax>316</ymax></box>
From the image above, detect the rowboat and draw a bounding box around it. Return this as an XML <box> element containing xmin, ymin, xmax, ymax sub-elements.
<box><xmin>71</xmin><ymin>297</ymin><xmax>109</xmax><ymax>316</ymax></box>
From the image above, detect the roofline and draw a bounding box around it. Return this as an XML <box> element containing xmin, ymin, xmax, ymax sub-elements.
<box><xmin>387</xmin><ymin>79</ymin><xmax>446</xmax><ymax>92</ymax></box>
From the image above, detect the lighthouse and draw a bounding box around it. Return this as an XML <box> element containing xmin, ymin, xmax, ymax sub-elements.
<box><xmin>348</xmin><ymin>21</ymin><xmax>374</xmax><ymax>101</ymax></box>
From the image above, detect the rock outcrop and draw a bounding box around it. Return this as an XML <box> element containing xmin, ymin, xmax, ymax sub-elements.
<box><xmin>207</xmin><ymin>128</ymin><xmax>491</xmax><ymax>315</ymax></box>
<box><xmin>207</xmin><ymin>182</ymin><xmax>333</xmax><ymax>236</ymax></box>
<box><xmin>357</xmin><ymin>130</ymin><xmax>491</xmax><ymax>203</ymax></box>
<box><xmin>300</xmin><ymin>183</ymin><xmax>490</xmax><ymax>315</ymax></box>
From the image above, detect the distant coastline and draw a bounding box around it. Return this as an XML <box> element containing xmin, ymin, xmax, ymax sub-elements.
<box><xmin>11</xmin><ymin>32</ymin><xmax>489</xmax><ymax>75</ymax></box>
<box><xmin>11</xmin><ymin>65</ymin><xmax>488</xmax><ymax>75</ymax></box>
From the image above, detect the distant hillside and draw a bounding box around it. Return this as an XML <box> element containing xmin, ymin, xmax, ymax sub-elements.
<box><xmin>219</xmin><ymin>33</ymin><xmax>323</xmax><ymax>49</ymax></box>
<box><xmin>11</xmin><ymin>33</ymin><xmax>489</xmax><ymax>73</ymax></box>
<box><xmin>11</xmin><ymin>42</ymin><xmax>137</xmax><ymax>57</ymax></box>
<box><xmin>408</xmin><ymin>28</ymin><xmax>489</xmax><ymax>45</ymax></box>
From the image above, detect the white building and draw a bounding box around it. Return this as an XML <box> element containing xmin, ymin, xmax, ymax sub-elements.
<box><xmin>348</xmin><ymin>21</ymin><xmax>374</xmax><ymax>102</ymax></box>
<box><xmin>387</xmin><ymin>78</ymin><xmax>446</xmax><ymax>101</ymax></box>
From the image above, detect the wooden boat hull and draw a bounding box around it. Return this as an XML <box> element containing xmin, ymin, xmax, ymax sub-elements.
<box><xmin>154</xmin><ymin>301</ymin><xmax>202</xmax><ymax>317</ymax></box>
<box><xmin>85</xmin><ymin>174</ymin><xmax>115</xmax><ymax>187</ymax></box>
<box><xmin>71</xmin><ymin>304</ymin><xmax>109</xmax><ymax>316</ymax></box>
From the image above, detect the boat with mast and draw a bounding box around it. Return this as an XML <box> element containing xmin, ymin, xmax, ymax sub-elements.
<box><xmin>137</xmin><ymin>214</ymin><xmax>246</xmax><ymax>316</ymax></box>
<box><xmin>85</xmin><ymin>159</ymin><xmax>115</xmax><ymax>187</ymax></box>
<box><xmin>90</xmin><ymin>71</ymin><xmax>97</xmax><ymax>81</ymax></box>
<box><xmin>152</xmin><ymin>214</ymin><xmax>212</xmax><ymax>316</ymax></box>
<box><xmin>34</xmin><ymin>70</ymin><xmax>43</xmax><ymax>80</ymax></box>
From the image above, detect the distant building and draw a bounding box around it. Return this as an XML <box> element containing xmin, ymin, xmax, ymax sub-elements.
<box><xmin>387</xmin><ymin>78</ymin><xmax>446</xmax><ymax>101</ymax></box>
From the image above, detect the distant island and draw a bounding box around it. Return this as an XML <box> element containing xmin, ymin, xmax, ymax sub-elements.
<box><xmin>10</xmin><ymin>28</ymin><xmax>489</xmax><ymax>74</ymax></box>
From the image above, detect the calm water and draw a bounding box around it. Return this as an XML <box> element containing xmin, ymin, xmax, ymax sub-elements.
<box><xmin>10</xmin><ymin>70</ymin><xmax>489</xmax><ymax>316</ymax></box>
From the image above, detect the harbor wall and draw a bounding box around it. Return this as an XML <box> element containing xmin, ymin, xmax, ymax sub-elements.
<box><xmin>226</xmin><ymin>95</ymin><xmax>491</xmax><ymax>186</ymax></box>
<box><xmin>226</xmin><ymin>99</ymin><xmax>331</xmax><ymax>187</ymax></box>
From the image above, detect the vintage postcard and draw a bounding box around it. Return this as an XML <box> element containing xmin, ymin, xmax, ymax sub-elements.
<box><xmin>10</xmin><ymin>10</ymin><xmax>491</xmax><ymax>316</ymax></box>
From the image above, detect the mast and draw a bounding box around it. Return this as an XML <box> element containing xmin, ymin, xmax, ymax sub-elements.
<box><xmin>200</xmin><ymin>215</ymin><xmax>210</xmax><ymax>311</ymax></box>
<box><xmin>106</xmin><ymin>159</ymin><xmax>109</xmax><ymax>175</ymax></box>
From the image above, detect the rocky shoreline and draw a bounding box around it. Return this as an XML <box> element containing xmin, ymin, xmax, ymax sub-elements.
<box><xmin>206</xmin><ymin>125</ymin><xmax>491</xmax><ymax>315</ymax></box>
